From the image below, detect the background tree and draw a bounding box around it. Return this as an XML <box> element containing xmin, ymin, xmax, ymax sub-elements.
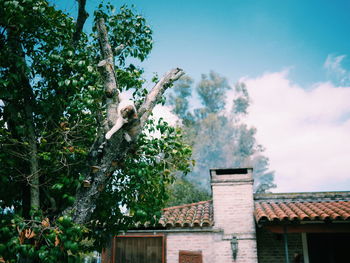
<box><xmin>167</xmin><ymin>72</ymin><xmax>276</xmax><ymax>204</ymax></box>
<box><xmin>166</xmin><ymin>178</ymin><xmax>211</xmax><ymax>207</ymax></box>
<box><xmin>196</xmin><ymin>71</ymin><xmax>230</xmax><ymax>115</ymax></box>
<box><xmin>0</xmin><ymin>0</ymin><xmax>192</xmax><ymax>261</ymax></box>
<box><xmin>168</xmin><ymin>75</ymin><xmax>193</xmax><ymax>123</ymax></box>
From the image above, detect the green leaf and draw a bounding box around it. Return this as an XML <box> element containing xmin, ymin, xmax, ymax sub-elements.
<box><xmin>52</xmin><ymin>184</ymin><xmax>64</xmax><ymax>190</ymax></box>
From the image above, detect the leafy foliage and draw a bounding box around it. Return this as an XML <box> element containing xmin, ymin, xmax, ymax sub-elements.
<box><xmin>168</xmin><ymin>75</ymin><xmax>193</xmax><ymax>123</ymax></box>
<box><xmin>196</xmin><ymin>71</ymin><xmax>230</xmax><ymax>115</ymax></box>
<box><xmin>166</xmin><ymin>178</ymin><xmax>211</xmax><ymax>207</ymax></box>
<box><xmin>91</xmin><ymin>118</ymin><xmax>192</xmax><ymax>247</ymax></box>
<box><xmin>0</xmin><ymin>0</ymin><xmax>192</xmax><ymax>261</ymax></box>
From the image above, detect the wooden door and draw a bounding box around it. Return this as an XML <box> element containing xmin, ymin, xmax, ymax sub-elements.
<box><xmin>179</xmin><ymin>251</ymin><xmax>202</xmax><ymax>263</ymax></box>
<box><xmin>114</xmin><ymin>236</ymin><xmax>164</xmax><ymax>263</ymax></box>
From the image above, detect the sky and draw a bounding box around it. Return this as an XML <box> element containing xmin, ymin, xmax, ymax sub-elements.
<box><xmin>55</xmin><ymin>0</ymin><xmax>350</xmax><ymax>193</ymax></box>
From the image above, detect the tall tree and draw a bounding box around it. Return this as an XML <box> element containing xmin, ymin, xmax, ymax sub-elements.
<box><xmin>168</xmin><ymin>75</ymin><xmax>193</xmax><ymax>122</ymax></box>
<box><xmin>0</xmin><ymin>1</ymin><xmax>192</xmax><ymax>261</ymax></box>
<box><xmin>196</xmin><ymin>71</ymin><xmax>230</xmax><ymax>115</ymax></box>
<box><xmin>168</xmin><ymin>73</ymin><xmax>276</xmax><ymax>194</ymax></box>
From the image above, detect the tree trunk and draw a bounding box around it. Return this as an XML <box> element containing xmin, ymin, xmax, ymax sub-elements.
<box><xmin>24</xmin><ymin>102</ymin><xmax>40</xmax><ymax>209</ymax></box>
<box><xmin>64</xmin><ymin>18</ymin><xmax>185</xmax><ymax>224</ymax></box>
<box><xmin>72</xmin><ymin>0</ymin><xmax>89</xmax><ymax>45</ymax></box>
<box><xmin>7</xmin><ymin>29</ymin><xmax>40</xmax><ymax>210</ymax></box>
<box><xmin>24</xmin><ymin>101</ymin><xmax>40</xmax><ymax>209</ymax></box>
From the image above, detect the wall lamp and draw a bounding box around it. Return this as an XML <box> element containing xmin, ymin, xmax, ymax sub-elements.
<box><xmin>231</xmin><ymin>236</ymin><xmax>238</xmax><ymax>260</ymax></box>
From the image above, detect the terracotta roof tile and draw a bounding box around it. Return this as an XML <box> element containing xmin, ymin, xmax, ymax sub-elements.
<box><xmin>159</xmin><ymin>200</ymin><xmax>214</xmax><ymax>228</ymax></box>
<box><xmin>255</xmin><ymin>201</ymin><xmax>350</xmax><ymax>224</ymax></box>
<box><xmin>156</xmin><ymin>192</ymin><xmax>350</xmax><ymax>229</ymax></box>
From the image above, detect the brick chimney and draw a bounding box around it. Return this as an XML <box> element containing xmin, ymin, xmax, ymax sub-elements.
<box><xmin>210</xmin><ymin>168</ymin><xmax>258</xmax><ymax>263</ymax></box>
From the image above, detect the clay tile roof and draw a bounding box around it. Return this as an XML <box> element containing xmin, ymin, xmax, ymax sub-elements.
<box><xmin>159</xmin><ymin>200</ymin><xmax>214</xmax><ymax>228</ymax></box>
<box><xmin>254</xmin><ymin>191</ymin><xmax>350</xmax><ymax>224</ymax></box>
<box><xmin>255</xmin><ymin>200</ymin><xmax>350</xmax><ymax>224</ymax></box>
<box><xmin>155</xmin><ymin>191</ymin><xmax>350</xmax><ymax>229</ymax></box>
<box><xmin>254</xmin><ymin>193</ymin><xmax>350</xmax><ymax>223</ymax></box>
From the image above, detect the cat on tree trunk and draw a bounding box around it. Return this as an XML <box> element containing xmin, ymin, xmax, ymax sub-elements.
<box><xmin>105</xmin><ymin>92</ymin><xmax>138</xmax><ymax>141</ymax></box>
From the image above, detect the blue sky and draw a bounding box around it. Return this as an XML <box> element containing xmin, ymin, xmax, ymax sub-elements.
<box><xmin>56</xmin><ymin>0</ymin><xmax>350</xmax><ymax>85</ymax></box>
<box><xmin>54</xmin><ymin>0</ymin><xmax>350</xmax><ymax>192</ymax></box>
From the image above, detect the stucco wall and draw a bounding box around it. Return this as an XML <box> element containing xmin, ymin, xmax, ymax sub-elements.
<box><xmin>256</xmin><ymin>228</ymin><xmax>303</xmax><ymax>263</ymax></box>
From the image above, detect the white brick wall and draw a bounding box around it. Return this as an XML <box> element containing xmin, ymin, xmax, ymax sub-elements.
<box><xmin>166</xmin><ymin>232</ymin><xmax>216</xmax><ymax>263</ymax></box>
<box><xmin>210</xmin><ymin>169</ymin><xmax>258</xmax><ymax>263</ymax></box>
<box><xmin>166</xmin><ymin>231</ymin><xmax>258</xmax><ymax>263</ymax></box>
<box><xmin>212</xmin><ymin>183</ymin><xmax>255</xmax><ymax>234</ymax></box>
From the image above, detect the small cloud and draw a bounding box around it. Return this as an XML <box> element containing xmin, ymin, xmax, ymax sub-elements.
<box><xmin>324</xmin><ymin>54</ymin><xmax>346</xmax><ymax>73</ymax></box>
<box><xmin>324</xmin><ymin>54</ymin><xmax>350</xmax><ymax>85</ymax></box>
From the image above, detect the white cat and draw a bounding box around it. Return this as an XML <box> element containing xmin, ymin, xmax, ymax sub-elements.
<box><xmin>105</xmin><ymin>92</ymin><xmax>137</xmax><ymax>141</ymax></box>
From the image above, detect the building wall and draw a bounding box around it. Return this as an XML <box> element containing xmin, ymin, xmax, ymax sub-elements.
<box><xmin>256</xmin><ymin>228</ymin><xmax>303</xmax><ymax>263</ymax></box>
<box><xmin>166</xmin><ymin>232</ymin><xmax>216</xmax><ymax>263</ymax></box>
<box><xmin>167</xmin><ymin>227</ymin><xmax>305</xmax><ymax>263</ymax></box>
<box><xmin>166</xmin><ymin>231</ymin><xmax>258</xmax><ymax>263</ymax></box>
<box><xmin>212</xmin><ymin>237</ymin><xmax>258</xmax><ymax>263</ymax></box>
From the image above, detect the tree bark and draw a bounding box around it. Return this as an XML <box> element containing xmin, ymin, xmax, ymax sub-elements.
<box><xmin>72</xmin><ymin>0</ymin><xmax>89</xmax><ymax>45</ymax></box>
<box><xmin>96</xmin><ymin>18</ymin><xmax>119</xmax><ymax>131</ymax></box>
<box><xmin>65</xmin><ymin>18</ymin><xmax>184</xmax><ymax>224</ymax></box>
<box><xmin>7</xmin><ymin>29</ymin><xmax>40</xmax><ymax>209</ymax></box>
<box><xmin>24</xmin><ymin>99</ymin><xmax>40</xmax><ymax>209</ymax></box>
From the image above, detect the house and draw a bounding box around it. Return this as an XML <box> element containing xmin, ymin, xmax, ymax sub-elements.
<box><xmin>102</xmin><ymin>168</ymin><xmax>350</xmax><ymax>263</ymax></box>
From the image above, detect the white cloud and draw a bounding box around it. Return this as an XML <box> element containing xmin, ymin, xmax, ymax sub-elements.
<box><xmin>324</xmin><ymin>54</ymin><xmax>350</xmax><ymax>85</ymax></box>
<box><xmin>239</xmin><ymin>70</ymin><xmax>350</xmax><ymax>192</ymax></box>
<box><xmin>324</xmin><ymin>54</ymin><xmax>347</xmax><ymax>74</ymax></box>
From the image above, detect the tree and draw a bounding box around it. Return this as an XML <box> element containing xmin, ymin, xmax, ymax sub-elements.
<box><xmin>164</xmin><ymin>72</ymin><xmax>233</xmax><ymax>204</ymax></box>
<box><xmin>196</xmin><ymin>71</ymin><xmax>230</xmax><ymax>115</ymax></box>
<box><xmin>168</xmin><ymin>75</ymin><xmax>193</xmax><ymax>122</ymax></box>
<box><xmin>0</xmin><ymin>1</ymin><xmax>192</xmax><ymax>261</ymax></box>
<box><xmin>167</xmin><ymin>73</ymin><xmax>276</xmax><ymax>193</ymax></box>
<box><xmin>166</xmin><ymin>178</ymin><xmax>211</xmax><ymax>207</ymax></box>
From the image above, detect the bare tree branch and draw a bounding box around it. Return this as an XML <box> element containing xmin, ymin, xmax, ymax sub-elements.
<box><xmin>139</xmin><ymin>68</ymin><xmax>185</xmax><ymax>126</ymax></box>
<box><xmin>72</xmin><ymin>0</ymin><xmax>89</xmax><ymax>45</ymax></box>
<box><xmin>96</xmin><ymin>18</ymin><xmax>119</xmax><ymax>131</ymax></box>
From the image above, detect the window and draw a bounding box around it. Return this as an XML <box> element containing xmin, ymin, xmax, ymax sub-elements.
<box><xmin>114</xmin><ymin>235</ymin><xmax>165</xmax><ymax>263</ymax></box>
<box><xmin>179</xmin><ymin>251</ymin><xmax>202</xmax><ymax>263</ymax></box>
